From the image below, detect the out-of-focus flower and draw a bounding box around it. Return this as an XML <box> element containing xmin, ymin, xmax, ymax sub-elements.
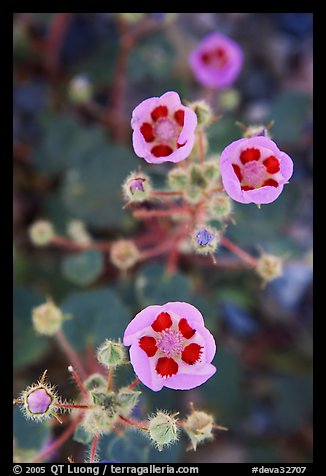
<box><xmin>110</xmin><ymin>240</ymin><xmax>140</xmax><ymax>271</ymax></box>
<box><xmin>220</xmin><ymin>136</ymin><xmax>293</xmax><ymax>204</ymax></box>
<box><xmin>123</xmin><ymin>302</ymin><xmax>216</xmax><ymax>391</ymax></box>
<box><xmin>189</xmin><ymin>32</ymin><xmax>243</xmax><ymax>89</ymax></box>
<box><xmin>131</xmin><ymin>91</ymin><xmax>197</xmax><ymax>164</ymax></box>
<box><xmin>29</xmin><ymin>220</ymin><xmax>55</xmax><ymax>246</ymax></box>
<box><xmin>122</xmin><ymin>172</ymin><xmax>152</xmax><ymax>202</ymax></box>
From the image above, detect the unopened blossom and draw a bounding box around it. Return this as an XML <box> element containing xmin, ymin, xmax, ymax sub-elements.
<box><xmin>189</xmin><ymin>32</ymin><xmax>243</xmax><ymax>89</ymax></box>
<box><xmin>220</xmin><ymin>136</ymin><xmax>293</xmax><ymax>204</ymax></box>
<box><xmin>123</xmin><ymin>302</ymin><xmax>216</xmax><ymax>391</ymax></box>
<box><xmin>131</xmin><ymin>91</ymin><xmax>198</xmax><ymax>164</ymax></box>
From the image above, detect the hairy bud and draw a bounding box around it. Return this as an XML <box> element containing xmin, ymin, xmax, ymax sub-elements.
<box><xmin>32</xmin><ymin>300</ymin><xmax>64</xmax><ymax>336</ymax></box>
<box><xmin>117</xmin><ymin>387</ymin><xmax>141</xmax><ymax>417</ymax></box>
<box><xmin>255</xmin><ymin>252</ymin><xmax>283</xmax><ymax>284</ymax></box>
<box><xmin>183</xmin><ymin>410</ymin><xmax>214</xmax><ymax>451</ymax></box>
<box><xmin>110</xmin><ymin>240</ymin><xmax>140</xmax><ymax>271</ymax></box>
<box><xmin>83</xmin><ymin>374</ymin><xmax>107</xmax><ymax>391</ymax></box>
<box><xmin>207</xmin><ymin>193</ymin><xmax>233</xmax><ymax>221</ymax></box>
<box><xmin>192</xmin><ymin>227</ymin><xmax>220</xmax><ymax>255</ymax></box>
<box><xmin>148</xmin><ymin>411</ymin><xmax>179</xmax><ymax>451</ymax></box>
<box><xmin>122</xmin><ymin>172</ymin><xmax>152</xmax><ymax>203</ymax></box>
<box><xmin>68</xmin><ymin>75</ymin><xmax>92</xmax><ymax>104</ymax></box>
<box><xmin>29</xmin><ymin>220</ymin><xmax>55</xmax><ymax>247</ymax></box>
<box><xmin>167</xmin><ymin>168</ymin><xmax>188</xmax><ymax>190</ymax></box>
<box><xmin>188</xmin><ymin>100</ymin><xmax>213</xmax><ymax>126</ymax></box>
<box><xmin>67</xmin><ymin>220</ymin><xmax>91</xmax><ymax>244</ymax></box>
<box><xmin>97</xmin><ymin>339</ymin><xmax>126</xmax><ymax>368</ymax></box>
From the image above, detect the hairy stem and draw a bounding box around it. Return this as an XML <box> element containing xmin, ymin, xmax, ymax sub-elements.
<box><xmin>118</xmin><ymin>415</ymin><xmax>148</xmax><ymax>432</ymax></box>
<box><xmin>55</xmin><ymin>330</ymin><xmax>87</xmax><ymax>382</ymax></box>
<box><xmin>128</xmin><ymin>378</ymin><xmax>140</xmax><ymax>390</ymax></box>
<box><xmin>90</xmin><ymin>435</ymin><xmax>100</xmax><ymax>463</ymax></box>
<box><xmin>221</xmin><ymin>236</ymin><xmax>258</xmax><ymax>267</ymax></box>
<box><xmin>67</xmin><ymin>365</ymin><xmax>89</xmax><ymax>399</ymax></box>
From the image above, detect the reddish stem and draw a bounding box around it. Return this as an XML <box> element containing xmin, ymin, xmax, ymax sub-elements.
<box><xmin>53</xmin><ymin>403</ymin><xmax>92</xmax><ymax>410</ymax></box>
<box><xmin>45</xmin><ymin>13</ymin><xmax>73</xmax><ymax>76</ymax></box>
<box><xmin>31</xmin><ymin>414</ymin><xmax>84</xmax><ymax>463</ymax></box>
<box><xmin>51</xmin><ymin>236</ymin><xmax>111</xmax><ymax>252</ymax></box>
<box><xmin>118</xmin><ymin>415</ymin><xmax>148</xmax><ymax>432</ymax></box>
<box><xmin>67</xmin><ymin>365</ymin><xmax>89</xmax><ymax>399</ymax></box>
<box><xmin>134</xmin><ymin>207</ymin><xmax>193</xmax><ymax>219</ymax></box>
<box><xmin>151</xmin><ymin>190</ymin><xmax>184</xmax><ymax>197</ymax></box>
<box><xmin>140</xmin><ymin>239</ymin><xmax>174</xmax><ymax>260</ymax></box>
<box><xmin>128</xmin><ymin>378</ymin><xmax>140</xmax><ymax>390</ymax></box>
<box><xmin>90</xmin><ymin>435</ymin><xmax>100</xmax><ymax>463</ymax></box>
<box><xmin>55</xmin><ymin>329</ymin><xmax>87</xmax><ymax>381</ymax></box>
<box><xmin>221</xmin><ymin>236</ymin><xmax>258</xmax><ymax>267</ymax></box>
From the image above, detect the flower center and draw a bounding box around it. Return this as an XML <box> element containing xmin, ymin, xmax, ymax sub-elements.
<box><xmin>156</xmin><ymin>329</ymin><xmax>184</xmax><ymax>357</ymax></box>
<box><xmin>154</xmin><ymin>118</ymin><xmax>179</xmax><ymax>142</ymax></box>
<box><xmin>242</xmin><ymin>161</ymin><xmax>266</xmax><ymax>187</ymax></box>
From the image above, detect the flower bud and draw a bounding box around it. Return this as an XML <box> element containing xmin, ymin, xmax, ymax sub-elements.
<box><xmin>82</xmin><ymin>407</ymin><xmax>117</xmax><ymax>436</ymax></box>
<box><xmin>32</xmin><ymin>300</ymin><xmax>64</xmax><ymax>336</ymax></box>
<box><xmin>122</xmin><ymin>172</ymin><xmax>152</xmax><ymax>203</ymax></box>
<box><xmin>117</xmin><ymin>387</ymin><xmax>141</xmax><ymax>417</ymax></box>
<box><xmin>97</xmin><ymin>339</ymin><xmax>126</xmax><ymax>368</ymax></box>
<box><xmin>255</xmin><ymin>253</ymin><xmax>283</xmax><ymax>284</ymax></box>
<box><xmin>67</xmin><ymin>220</ymin><xmax>91</xmax><ymax>244</ymax></box>
<box><xmin>207</xmin><ymin>193</ymin><xmax>233</xmax><ymax>220</ymax></box>
<box><xmin>29</xmin><ymin>220</ymin><xmax>55</xmax><ymax>246</ymax></box>
<box><xmin>192</xmin><ymin>227</ymin><xmax>220</xmax><ymax>255</ymax></box>
<box><xmin>219</xmin><ymin>88</ymin><xmax>241</xmax><ymax>112</ymax></box>
<box><xmin>242</xmin><ymin>124</ymin><xmax>271</xmax><ymax>139</ymax></box>
<box><xmin>17</xmin><ymin>371</ymin><xmax>58</xmax><ymax>421</ymax></box>
<box><xmin>110</xmin><ymin>240</ymin><xmax>140</xmax><ymax>271</ymax></box>
<box><xmin>83</xmin><ymin>373</ymin><xmax>107</xmax><ymax>391</ymax></box>
<box><xmin>148</xmin><ymin>411</ymin><xmax>179</xmax><ymax>451</ymax></box>
<box><xmin>68</xmin><ymin>75</ymin><xmax>92</xmax><ymax>104</ymax></box>
<box><xmin>183</xmin><ymin>410</ymin><xmax>214</xmax><ymax>451</ymax></box>
<box><xmin>202</xmin><ymin>158</ymin><xmax>220</xmax><ymax>183</ymax></box>
<box><xmin>90</xmin><ymin>390</ymin><xmax>116</xmax><ymax>416</ymax></box>
<box><xmin>167</xmin><ymin>168</ymin><xmax>188</xmax><ymax>190</ymax></box>
<box><xmin>188</xmin><ymin>100</ymin><xmax>213</xmax><ymax>126</ymax></box>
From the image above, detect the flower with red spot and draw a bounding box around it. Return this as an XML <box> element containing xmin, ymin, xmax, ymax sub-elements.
<box><xmin>131</xmin><ymin>91</ymin><xmax>198</xmax><ymax>164</ymax></box>
<box><xmin>189</xmin><ymin>32</ymin><xmax>243</xmax><ymax>89</ymax></box>
<box><xmin>220</xmin><ymin>136</ymin><xmax>294</xmax><ymax>204</ymax></box>
<box><xmin>123</xmin><ymin>302</ymin><xmax>216</xmax><ymax>391</ymax></box>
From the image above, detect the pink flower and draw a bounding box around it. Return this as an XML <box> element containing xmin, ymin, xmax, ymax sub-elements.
<box><xmin>123</xmin><ymin>302</ymin><xmax>216</xmax><ymax>391</ymax></box>
<box><xmin>131</xmin><ymin>91</ymin><xmax>198</xmax><ymax>164</ymax></box>
<box><xmin>220</xmin><ymin>136</ymin><xmax>294</xmax><ymax>204</ymax></box>
<box><xmin>189</xmin><ymin>32</ymin><xmax>243</xmax><ymax>89</ymax></box>
<box><xmin>27</xmin><ymin>388</ymin><xmax>52</xmax><ymax>414</ymax></box>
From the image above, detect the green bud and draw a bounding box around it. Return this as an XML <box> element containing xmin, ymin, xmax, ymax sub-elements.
<box><xmin>32</xmin><ymin>300</ymin><xmax>63</xmax><ymax>336</ymax></box>
<box><xmin>82</xmin><ymin>407</ymin><xmax>117</xmax><ymax>436</ymax></box>
<box><xmin>207</xmin><ymin>193</ymin><xmax>233</xmax><ymax>221</ymax></box>
<box><xmin>68</xmin><ymin>75</ymin><xmax>92</xmax><ymax>104</ymax></box>
<box><xmin>29</xmin><ymin>220</ymin><xmax>55</xmax><ymax>246</ymax></box>
<box><xmin>188</xmin><ymin>100</ymin><xmax>213</xmax><ymax>126</ymax></box>
<box><xmin>148</xmin><ymin>411</ymin><xmax>179</xmax><ymax>451</ymax></box>
<box><xmin>183</xmin><ymin>410</ymin><xmax>215</xmax><ymax>451</ymax></box>
<box><xmin>90</xmin><ymin>390</ymin><xmax>116</xmax><ymax>416</ymax></box>
<box><xmin>83</xmin><ymin>374</ymin><xmax>107</xmax><ymax>391</ymax></box>
<box><xmin>122</xmin><ymin>172</ymin><xmax>152</xmax><ymax>203</ymax></box>
<box><xmin>97</xmin><ymin>339</ymin><xmax>126</xmax><ymax>368</ymax></box>
<box><xmin>202</xmin><ymin>159</ymin><xmax>220</xmax><ymax>183</ymax></box>
<box><xmin>110</xmin><ymin>240</ymin><xmax>140</xmax><ymax>271</ymax></box>
<box><xmin>218</xmin><ymin>88</ymin><xmax>241</xmax><ymax>112</ymax></box>
<box><xmin>117</xmin><ymin>387</ymin><xmax>141</xmax><ymax>417</ymax></box>
<box><xmin>255</xmin><ymin>253</ymin><xmax>283</xmax><ymax>284</ymax></box>
<box><xmin>167</xmin><ymin>168</ymin><xmax>188</xmax><ymax>190</ymax></box>
<box><xmin>67</xmin><ymin>220</ymin><xmax>91</xmax><ymax>244</ymax></box>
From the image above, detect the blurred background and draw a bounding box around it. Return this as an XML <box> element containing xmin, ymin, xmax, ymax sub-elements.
<box><xmin>13</xmin><ymin>13</ymin><xmax>313</xmax><ymax>463</ymax></box>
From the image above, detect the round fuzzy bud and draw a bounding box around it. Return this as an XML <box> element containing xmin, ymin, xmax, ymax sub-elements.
<box><xmin>83</xmin><ymin>373</ymin><xmax>107</xmax><ymax>391</ymax></box>
<box><xmin>148</xmin><ymin>411</ymin><xmax>179</xmax><ymax>451</ymax></box>
<box><xmin>207</xmin><ymin>193</ymin><xmax>233</xmax><ymax>221</ymax></box>
<box><xmin>117</xmin><ymin>387</ymin><xmax>141</xmax><ymax>417</ymax></box>
<box><xmin>32</xmin><ymin>301</ymin><xmax>64</xmax><ymax>336</ymax></box>
<box><xmin>202</xmin><ymin>158</ymin><xmax>220</xmax><ymax>184</ymax></box>
<box><xmin>68</xmin><ymin>75</ymin><xmax>92</xmax><ymax>104</ymax></box>
<box><xmin>18</xmin><ymin>372</ymin><xmax>58</xmax><ymax>422</ymax></box>
<box><xmin>29</xmin><ymin>220</ymin><xmax>55</xmax><ymax>246</ymax></box>
<box><xmin>122</xmin><ymin>172</ymin><xmax>152</xmax><ymax>203</ymax></box>
<box><xmin>255</xmin><ymin>253</ymin><xmax>283</xmax><ymax>284</ymax></box>
<box><xmin>82</xmin><ymin>407</ymin><xmax>117</xmax><ymax>436</ymax></box>
<box><xmin>188</xmin><ymin>100</ymin><xmax>213</xmax><ymax>126</ymax></box>
<box><xmin>67</xmin><ymin>220</ymin><xmax>91</xmax><ymax>244</ymax></box>
<box><xmin>110</xmin><ymin>240</ymin><xmax>140</xmax><ymax>271</ymax></box>
<box><xmin>97</xmin><ymin>339</ymin><xmax>126</xmax><ymax>368</ymax></box>
<box><xmin>192</xmin><ymin>227</ymin><xmax>220</xmax><ymax>255</ymax></box>
<box><xmin>218</xmin><ymin>88</ymin><xmax>241</xmax><ymax>112</ymax></box>
<box><xmin>183</xmin><ymin>410</ymin><xmax>214</xmax><ymax>451</ymax></box>
<box><xmin>243</xmin><ymin>124</ymin><xmax>271</xmax><ymax>139</ymax></box>
<box><xmin>26</xmin><ymin>388</ymin><xmax>52</xmax><ymax>415</ymax></box>
<box><xmin>167</xmin><ymin>168</ymin><xmax>188</xmax><ymax>190</ymax></box>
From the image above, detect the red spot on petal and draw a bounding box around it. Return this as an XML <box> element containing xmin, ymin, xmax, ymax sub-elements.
<box><xmin>215</xmin><ymin>47</ymin><xmax>226</xmax><ymax>58</ymax></box>
<box><xmin>140</xmin><ymin>123</ymin><xmax>155</xmax><ymax>142</ymax></box>
<box><xmin>151</xmin><ymin>145</ymin><xmax>173</xmax><ymax>157</ymax></box>
<box><xmin>240</xmin><ymin>148</ymin><xmax>261</xmax><ymax>164</ymax></box>
<box><xmin>178</xmin><ymin>318</ymin><xmax>196</xmax><ymax>339</ymax></box>
<box><xmin>262</xmin><ymin>178</ymin><xmax>279</xmax><ymax>187</ymax></box>
<box><xmin>232</xmin><ymin>163</ymin><xmax>243</xmax><ymax>181</ymax></box>
<box><xmin>139</xmin><ymin>336</ymin><xmax>157</xmax><ymax>357</ymax></box>
<box><xmin>181</xmin><ymin>343</ymin><xmax>203</xmax><ymax>365</ymax></box>
<box><xmin>263</xmin><ymin>156</ymin><xmax>280</xmax><ymax>174</ymax></box>
<box><xmin>156</xmin><ymin>357</ymin><xmax>178</xmax><ymax>377</ymax></box>
<box><xmin>241</xmin><ymin>185</ymin><xmax>254</xmax><ymax>191</ymax></box>
<box><xmin>174</xmin><ymin>109</ymin><xmax>185</xmax><ymax>127</ymax></box>
<box><xmin>151</xmin><ymin>105</ymin><xmax>168</xmax><ymax>121</ymax></box>
<box><xmin>201</xmin><ymin>52</ymin><xmax>211</xmax><ymax>64</ymax></box>
<box><xmin>177</xmin><ymin>141</ymin><xmax>186</xmax><ymax>149</ymax></box>
<box><xmin>152</xmin><ymin>312</ymin><xmax>172</xmax><ymax>333</ymax></box>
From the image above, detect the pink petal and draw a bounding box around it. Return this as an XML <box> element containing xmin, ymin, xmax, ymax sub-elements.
<box><xmin>162</xmin><ymin>301</ymin><xmax>205</xmax><ymax>327</ymax></box>
<box><xmin>163</xmin><ymin>364</ymin><xmax>217</xmax><ymax>390</ymax></box>
<box><xmin>123</xmin><ymin>305</ymin><xmax>163</xmax><ymax>346</ymax></box>
<box><xmin>129</xmin><ymin>344</ymin><xmax>164</xmax><ymax>392</ymax></box>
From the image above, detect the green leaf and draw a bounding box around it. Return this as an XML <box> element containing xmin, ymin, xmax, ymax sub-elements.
<box><xmin>135</xmin><ymin>263</ymin><xmax>192</xmax><ymax>307</ymax></box>
<box><xmin>61</xmin><ymin>288</ymin><xmax>130</xmax><ymax>350</ymax></box>
<box><xmin>61</xmin><ymin>250</ymin><xmax>104</xmax><ymax>287</ymax></box>
<box><xmin>13</xmin><ymin>286</ymin><xmax>49</xmax><ymax>370</ymax></box>
<box><xmin>61</xmin><ymin>141</ymin><xmax>138</xmax><ymax>228</ymax></box>
<box><xmin>13</xmin><ymin>407</ymin><xmax>51</xmax><ymax>450</ymax></box>
<box><xmin>267</xmin><ymin>91</ymin><xmax>311</xmax><ymax>144</ymax></box>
